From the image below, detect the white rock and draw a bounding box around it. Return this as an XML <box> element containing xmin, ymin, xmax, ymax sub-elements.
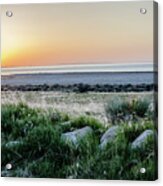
<box><xmin>99</xmin><ymin>126</ymin><xmax>119</xmax><ymax>149</ymax></box>
<box><xmin>61</xmin><ymin>126</ymin><xmax>93</xmax><ymax>147</ymax></box>
<box><xmin>131</xmin><ymin>130</ymin><xmax>154</xmax><ymax>149</ymax></box>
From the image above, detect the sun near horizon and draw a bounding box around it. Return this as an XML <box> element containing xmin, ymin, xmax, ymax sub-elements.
<box><xmin>1</xmin><ymin>2</ymin><xmax>153</xmax><ymax>68</ymax></box>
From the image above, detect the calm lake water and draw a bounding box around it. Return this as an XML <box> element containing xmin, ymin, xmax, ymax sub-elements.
<box><xmin>1</xmin><ymin>72</ymin><xmax>154</xmax><ymax>86</ymax></box>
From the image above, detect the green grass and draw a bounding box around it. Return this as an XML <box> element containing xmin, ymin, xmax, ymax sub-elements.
<box><xmin>1</xmin><ymin>101</ymin><xmax>157</xmax><ymax>180</ymax></box>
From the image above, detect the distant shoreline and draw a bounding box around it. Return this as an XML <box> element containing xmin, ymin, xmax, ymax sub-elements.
<box><xmin>1</xmin><ymin>83</ymin><xmax>156</xmax><ymax>92</ymax></box>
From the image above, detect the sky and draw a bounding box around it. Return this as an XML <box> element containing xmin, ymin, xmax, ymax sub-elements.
<box><xmin>1</xmin><ymin>1</ymin><xmax>153</xmax><ymax>68</ymax></box>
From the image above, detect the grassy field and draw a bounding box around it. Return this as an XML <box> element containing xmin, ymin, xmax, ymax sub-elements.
<box><xmin>1</xmin><ymin>91</ymin><xmax>158</xmax><ymax>180</ymax></box>
<box><xmin>1</xmin><ymin>91</ymin><xmax>153</xmax><ymax>125</ymax></box>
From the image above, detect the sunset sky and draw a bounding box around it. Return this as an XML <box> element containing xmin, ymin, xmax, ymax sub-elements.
<box><xmin>1</xmin><ymin>1</ymin><xmax>153</xmax><ymax>68</ymax></box>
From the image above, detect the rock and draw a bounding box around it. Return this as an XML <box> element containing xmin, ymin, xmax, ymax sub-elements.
<box><xmin>131</xmin><ymin>130</ymin><xmax>154</xmax><ymax>150</ymax></box>
<box><xmin>99</xmin><ymin>126</ymin><xmax>119</xmax><ymax>149</ymax></box>
<box><xmin>61</xmin><ymin>126</ymin><xmax>93</xmax><ymax>147</ymax></box>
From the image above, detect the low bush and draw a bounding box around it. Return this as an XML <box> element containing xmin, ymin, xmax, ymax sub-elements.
<box><xmin>105</xmin><ymin>97</ymin><xmax>151</xmax><ymax>124</ymax></box>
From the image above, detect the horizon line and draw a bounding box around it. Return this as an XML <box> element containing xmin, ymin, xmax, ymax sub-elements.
<box><xmin>1</xmin><ymin>63</ymin><xmax>155</xmax><ymax>75</ymax></box>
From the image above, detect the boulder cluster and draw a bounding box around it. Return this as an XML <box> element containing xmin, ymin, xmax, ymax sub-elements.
<box><xmin>60</xmin><ymin>125</ymin><xmax>155</xmax><ymax>151</ymax></box>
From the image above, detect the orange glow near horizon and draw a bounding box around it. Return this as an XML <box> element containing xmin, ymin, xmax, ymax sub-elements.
<box><xmin>1</xmin><ymin>2</ymin><xmax>153</xmax><ymax>68</ymax></box>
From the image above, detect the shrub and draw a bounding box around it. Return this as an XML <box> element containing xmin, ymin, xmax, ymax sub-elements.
<box><xmin>105</xmin><ymin>97</ymin><xmax>151</xmax><ymax>124</ymax></box>
<box><xmin>49</xmin><ymin>110</ymin><xmax>70</xmax><ymax>124</ymax></box>
<box><xmin>105</xmin><ymin>97</ymin><xmax>132</xmax><ymax>124</ymax></box>
<box><xmin>132</xmin><ymin>98</ymin><xmax>150</xmax><ymax>117</ymax></box>
<box><xmin>1</xmin><ymin>103</ymin><xmax>51</xmax><ymax>139</ymax></box>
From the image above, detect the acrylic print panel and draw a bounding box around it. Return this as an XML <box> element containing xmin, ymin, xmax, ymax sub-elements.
<box><xmin>1</xmin><ymin>1</ymin><xmax>158</xmax><ymax>180</ymax></box>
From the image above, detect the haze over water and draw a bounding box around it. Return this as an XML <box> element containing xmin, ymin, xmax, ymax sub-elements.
<box><xmin>1</xmin><ymin>63</ymin><xmax>153</xmax><ymax>76</ymax></box>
